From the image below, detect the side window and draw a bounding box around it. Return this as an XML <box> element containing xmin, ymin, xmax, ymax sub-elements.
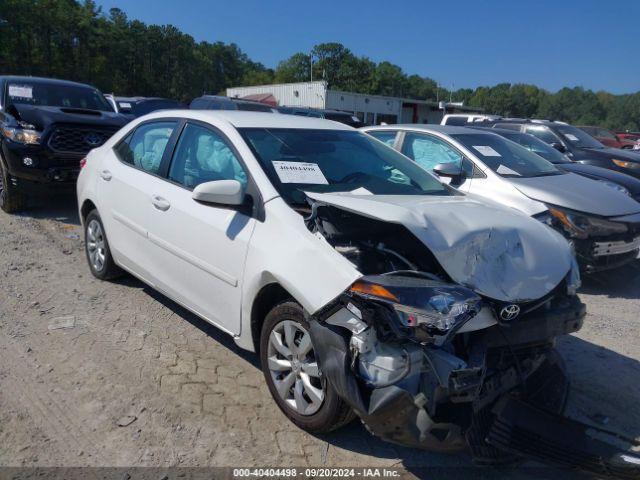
<box><xmin>168</xmin><ymin>123</ymin><xmax>248</xmax><ymax>189</ymax></box>
<box><xmin>493</xmin><ymin>123</ymin><xmax>521</xmax><ymax>131</ymax></box>
<box><xmin>524</xmin><ymin>126</ymin><xmax>560</xmax><ymax>145</ymax></box>
<box><xmin>115</xmin><ymin>121</ymin><xmax>177</xmax><ymax>174</ymax></box>
<box><xmin>401</xmin><ymin>133</ymin><xmax>463</xmax><ymax>171</ymax></box>
<box><xmin>367</xmin><ymin>131</ymin><xmax>398</xmax><ymax>148</ymax></box>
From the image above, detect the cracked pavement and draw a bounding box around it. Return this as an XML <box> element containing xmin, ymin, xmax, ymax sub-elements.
<box><xmin>1</xmin><ymin>196</ymin><xmax>639</xmax><ymax>479</ymax></box>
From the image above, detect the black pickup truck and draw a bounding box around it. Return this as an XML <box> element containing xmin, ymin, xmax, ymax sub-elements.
<box><xmin>0</xmin><ymin>76</ymin><xmax>129</xmax><ymax>213</ymax></box>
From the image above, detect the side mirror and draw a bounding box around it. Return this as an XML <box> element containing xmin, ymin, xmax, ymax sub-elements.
<box><xmin>192</xmin><ymin>180</ymin><xmax>245</xmax><ymax>206</ymax></box>
<box><xmin>433</xmin><ymin>162</ymin><xmax>464</xmax><ymax>180</ymax></box>
<box><xmin>550</xmin><ymin>142</ymin><xmax>566</xmax><ymax>153</ymax></box>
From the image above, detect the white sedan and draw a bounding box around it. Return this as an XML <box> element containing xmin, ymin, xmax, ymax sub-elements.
<box><xmin>77</xmin><ymin>110</ymin><xmax>588</xmax><ymax>463</ymax></box>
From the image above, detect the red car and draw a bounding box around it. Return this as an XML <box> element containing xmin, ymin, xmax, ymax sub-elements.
<box><xmin>578</xmin><ymin>126</ymin><xmax>639</xmax><ymax>149</ymax></box>
<box><xmin>616</xmin><ymin>131</ymin><xmax>640</xmax><ymax>145</ymax></box>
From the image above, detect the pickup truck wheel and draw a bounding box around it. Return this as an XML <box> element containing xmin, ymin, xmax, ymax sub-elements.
<box><xmin>260</xmin><ymin>301</ymin><xmax>355</xmax><ymax>433</ymax></box>
<box><xmin>84</xmin><ymin>210</ymin><xmax>121</xmax><ymax>280</ymax></box>
<box><xmin>0</xmin><ymin>160</ymin><xmax>27</xmax><ymax>213</ymax></box>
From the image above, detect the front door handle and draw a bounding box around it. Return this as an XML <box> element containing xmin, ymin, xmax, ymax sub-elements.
<box><xmin>100</xmin><ymin>170</ymin><xmax>112</xmax><ymax>181</ymax></box>
<box><xmin>151</xmin><ymin>195</ymin><xmax>171</xmax><ymax>212</ymax></box>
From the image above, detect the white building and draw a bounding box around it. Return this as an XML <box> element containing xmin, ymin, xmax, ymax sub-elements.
<box><xmin>226</xmin><ymin>81</ymin><xmax>482</xmax><ymax>125</ymax></box>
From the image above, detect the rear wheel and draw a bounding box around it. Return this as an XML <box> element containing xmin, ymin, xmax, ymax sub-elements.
<box><xmin>84</xmin><ymin>210</ymin><xmax>121</xmax><ymax>280</ymax></box>
<box><xmin>0</xmin><ymin>160</ymin><xmax>27</xmax><ymax>213</ymax></box>
<box><xmin>260</xmin><ymin>301</ymin><xmax>355</xmax><ymax>433</ymax></box>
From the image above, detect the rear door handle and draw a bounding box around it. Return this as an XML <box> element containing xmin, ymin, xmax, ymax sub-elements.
<box><xmin>100</xmin><ymin>170</ymin><xmax>112</xmax><ymax>181</ymax></box>
<box><xmin>151</xmin><ymin>195</ymin><xmax>171</xmax><ymax>212</ymax></box>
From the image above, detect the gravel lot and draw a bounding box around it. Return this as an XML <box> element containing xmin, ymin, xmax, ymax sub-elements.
<box><xmin>1</xmin><ymin>196</ymin><xmax>639</xmax><ymax>479</ymax></box>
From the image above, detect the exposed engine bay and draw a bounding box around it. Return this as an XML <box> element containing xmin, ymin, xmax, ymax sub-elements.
<box><xmin>303</xmin><ymin>200</ymin><xmax>640</xmax><ymax>478</ymax></box>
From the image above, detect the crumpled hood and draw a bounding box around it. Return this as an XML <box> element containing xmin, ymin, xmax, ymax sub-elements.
<box><xmin>305</xmin><ymin>191</ymin><xmax>573</xmax><ymax>303</ymax></box>
<box><xmin>509</xmin><ymin>173</ymin><xmax>640</xmax><ymax>217</ymax></box>
<box><xmin>11</xmin><ymin>104</ymin><xmax>129</xmax><ymax>131</ymax></box>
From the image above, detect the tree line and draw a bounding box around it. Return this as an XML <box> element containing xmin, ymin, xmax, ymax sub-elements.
<box><xmin>1</xmin><ymin>0</ymin><xmax>638</xmax><ymax>131</ymax></box>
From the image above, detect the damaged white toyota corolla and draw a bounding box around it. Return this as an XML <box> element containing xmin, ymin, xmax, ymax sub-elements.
<box><xmin>77</xmin><ymin>111</ymin><xmax>638</xmax><ymax>474</ymax></box>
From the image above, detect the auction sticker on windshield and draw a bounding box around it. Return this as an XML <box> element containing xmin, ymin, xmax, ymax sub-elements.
<box><xmin>8</xmin><ymin>85</ymin><xmax>33</xmax><ymax>99</ymax></box>
<box><xmin>272</xmin><ymin>161</ymin><xmax>328</xmax><ymax>184</ymax></box>
<box><xmin>565</xmin><ymin>134</ymin><xmax>580</xmax><ymax>142</ymax></box>
<box><xmin>472</xmin><ymin>145</ymin><xmax>501</xmax><ymax>157</ymax></box>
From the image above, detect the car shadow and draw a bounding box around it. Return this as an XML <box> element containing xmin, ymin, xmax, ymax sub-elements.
<box><xmin>579</xmin><ymin>261</ymin><xmax>640</xmax><ymax>300</ymax></box>
<box><xmin>117</xmin><ymin>273</ymin><xmax>638</xmax><ymax>478</ymax></box>
<box><xmin>15</xmin><ymin>192</ymin><xmax>81</xmax><ymax>226</ymax></box>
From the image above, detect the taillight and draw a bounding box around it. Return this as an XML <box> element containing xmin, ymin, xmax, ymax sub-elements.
<box><xmin>79</xmin><ymin>157</ymin><xmax>87</xmax><ymax>169</ymax></box>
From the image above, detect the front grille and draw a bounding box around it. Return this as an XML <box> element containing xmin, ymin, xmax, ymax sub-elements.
<box><xmin>48</xmin><ymin>126</ymin><xmax>119</xmax><ymax>154</ymax></box>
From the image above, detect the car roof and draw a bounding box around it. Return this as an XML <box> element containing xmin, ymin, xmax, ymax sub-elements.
<box><xmin>363</xmin><ymin>124</ymin><xmax>493</xmax><ymax>135</ymax></box>
<box><xmin>196</xmin><ymin>95</ymin><xmax>266</xmax><ymax>105</ymax></box>
<box><xmin>0</xmin><ymin>75</ymin><xmax>98</xmax><ymax>89</ymax></box>
<box><xmin>115</xmin><ymin>96</ymin><xmax>178</xmax><ymax>103</ymax></box>
<box><xmin>140</xmin><ymin>110</ymin><xmax>355</xmax><ymax>130</ymax></box>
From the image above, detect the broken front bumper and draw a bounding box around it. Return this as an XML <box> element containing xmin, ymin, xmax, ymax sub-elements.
<box><xmin>576</xmin><ymin>234</ymin><xmax>640</xmax><ymax>272</ymax></box>
<box><xmin>310</xmin><ymin>294</ymin><xmax>586</xmax><ymax>453</ymax></box>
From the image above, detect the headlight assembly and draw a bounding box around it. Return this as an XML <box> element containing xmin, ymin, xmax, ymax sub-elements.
<box><xmin>349</xmin><ymin>275</ymin><xmax>482</xmax><ymax>335</ymax></box>
<box><xmin>612</xmin><ymin>159</ymin><xmax>640</xmax><ymax>170</ymax></box>
<box><xmin>1</xmin><ymin>122</ymin><xmax>41</xmax><ymax>145</ymax></box>
<box><xmin>547</xmin><ymin>206</ymin><xmax>628</xmax><ymax>239</ymax></box>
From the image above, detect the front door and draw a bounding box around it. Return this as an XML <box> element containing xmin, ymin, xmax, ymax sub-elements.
<box><xmin>143</xmin><ymin>122</ymin><xmax>256</xmax><ymax>335</ymax></box>
<box><xmin>400</xmin><ymin>132</ymin><xmax>473</xmax><ymax>192</ymax></box>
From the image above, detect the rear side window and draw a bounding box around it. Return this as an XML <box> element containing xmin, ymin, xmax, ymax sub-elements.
<box><xmin>524</xmin><ymin>125</ymin><xmax>560</xmax><ymax>145</ymax></box>
<box><xmin>493</xmin><ymin>123</ymin><xmax>521</xmax><ymax>131</ymax></box>
<box><xmin>367</xmin><ymin>130</ymin><xmax>398</xmax><ymax>147</ymax></box>
<box><xmin>235</xmin><ymin>102</ymin><xmax>273</xmax><ymax>112</ymax></box>
<box><xmin>168</xmin><ymin>123</ymin><xmax>247</xmax><ymax>189</ymax></box>
<box><xmin>443</xmin><ymin>117</ymin><xmax>468</xmax><ymax>126</ymax></box>
<box><xmin>115</xmin><ymin>121</ymin><xmax>177</xmax><ymax>174</ymax></box>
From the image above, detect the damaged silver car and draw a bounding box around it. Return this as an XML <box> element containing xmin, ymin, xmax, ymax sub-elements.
<box><xmin>79</xmin><ymin>112</ymin><xmax>639</xmax><ymax>476</ymax></box>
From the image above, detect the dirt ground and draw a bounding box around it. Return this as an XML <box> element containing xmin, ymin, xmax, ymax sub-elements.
<box><xmin>1</xmin><ymin>195</ymin><xmax>639</xmax><ymax>479</ymax></box>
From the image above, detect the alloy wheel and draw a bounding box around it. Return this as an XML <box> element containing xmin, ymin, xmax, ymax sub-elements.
<box><xmin>267</xmin><ymin>320</ymin><xmax>324</xmax><ymax>415</ymax></box>
<box><xmin>86</xmin><ymin>219</ymin><xmax>106</xmax><ymax>272</ymax></box>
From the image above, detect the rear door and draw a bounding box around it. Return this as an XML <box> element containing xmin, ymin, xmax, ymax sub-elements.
<box><xmin>97</xmin><ymin>119</ymin><xmax>180</xmax><ymax>284</ymax></box>
<box><xmin>143</xmin><ymin>121</ymin><xmax>257</xmax><ymax>335</ymax></box>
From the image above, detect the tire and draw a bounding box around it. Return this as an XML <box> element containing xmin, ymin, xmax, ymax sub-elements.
<box><xmin>84</xmin><ymin>209</ymin><xmax>122</xmax><ymax>280</ymax></box>
<box><xmin>260</xmin><ymin>301</ymin><xmax>355</xmax><ymax>433</ymax></box>
<box><xmin>0</xmin><ymin>159</ymin><xmax>27</xmax><ymax>213</ymax></box>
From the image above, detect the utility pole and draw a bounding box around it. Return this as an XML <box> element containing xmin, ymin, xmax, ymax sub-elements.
<box><xmin>449</xmin><ymin>82</ymin><xmax>454</xmax><ymax>103</ymax></box>
<box><xmin>310</xmin><ymin>53</ymin><xmax>313</xmax><ymax>82</ymax></box>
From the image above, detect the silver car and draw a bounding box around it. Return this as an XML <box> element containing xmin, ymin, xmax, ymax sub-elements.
<box><xmin>362</xmin><ymin>125</ymin><xmax>640</xmax><ymax>272</ymax></box>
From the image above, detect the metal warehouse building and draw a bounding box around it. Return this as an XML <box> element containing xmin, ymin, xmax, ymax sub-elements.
<box><xmin>226</xmin><ymin>81</ymin><xmax>481</xmax><ymax>125</ymax></box>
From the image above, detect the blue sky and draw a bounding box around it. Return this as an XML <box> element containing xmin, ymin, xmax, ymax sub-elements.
<box><xmin>95</xmin><ymin>0</ymin><xmax>638</xmax><ymax>94</ymax></box>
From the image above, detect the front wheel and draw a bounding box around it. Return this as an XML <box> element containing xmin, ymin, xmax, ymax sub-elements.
<box><xmin>84</xmin><ymin>210</ymin><xmax>121</xmax><ymax>280</ymax></box>
<box><xmin>260</xmin><ymin>301</ymin><xmax>355</xmax><ymax>433</ymax></box>
<box><xmin>0</xmin><ymin>160</ymin><xmax>27</xmax><ymax>213</ymax></box>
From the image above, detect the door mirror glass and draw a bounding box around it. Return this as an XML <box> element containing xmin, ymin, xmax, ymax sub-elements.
<box><xmin>192</xmin><ymin>180</ymin><xmax>245</xmax><ymax>206</ymax></box>
<box><xmin>550</xmin><ymin>142</ymin><xmax>566</xmax><ymax>153</ymax></box>
<box><xmin>433</xmin><ymin>162</ymin><xmax>464</xmax><ymax>179</ymax></box>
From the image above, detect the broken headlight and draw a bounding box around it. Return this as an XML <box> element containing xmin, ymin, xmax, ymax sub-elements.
<box><xmin>349</xmin><ymin>274</ymin><xmax>482</xmax><ymax>334</ymax></box>
<box><xmin>547</xmin><ymin>206</ymin><xmax>627</xmax><ymax>239</ymax></box>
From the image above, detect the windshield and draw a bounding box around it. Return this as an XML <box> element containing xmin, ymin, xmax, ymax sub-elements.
<box><xmin>555</xmin><ymin>124</ymin><xmax>605</xmax><ymax>149</ymax></box>
<box><xmin>6</xmin><ymin>82</ymin><xmax>112</xmax><ymax>112</ymax></box>
<box><xmin>498</xmin><ymin>132</ymin><xmax>571</xmax><ymax>164</ymax></box>
<box><xmin>451</xmin><ymin>133</ymin><xmax>562</xmax><ymax>178</ymax></box>
<box><xmin>240</xmin><ymin>128</ymin><xmax>451</xmax><ymax>205</ymax></box>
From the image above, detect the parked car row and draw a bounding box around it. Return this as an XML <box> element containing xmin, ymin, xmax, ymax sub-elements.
<box><xmin>362</xmin><ymin>124</ymin><xmax>640</xmax><ymax>273</ymax></box>
<box><xmin>0</xmin><ymin>76</ymin><xmax>366</xmax><ymax>213</ymax></box>
<box><xmin>3</xmin><ymin>75</ymin><xmax>640</xmax><ymax>475</ymax></box>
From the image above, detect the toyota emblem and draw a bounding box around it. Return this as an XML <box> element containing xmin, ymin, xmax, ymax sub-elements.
<box><xmin>84</xmin><ymin>133</ymin><xmax>102</xmax><ymax>146</ymax></box>
<box><xmin>500</xmin><ymin>304</ymin><xmax>520</xmax><ymax>321</ymax></box>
